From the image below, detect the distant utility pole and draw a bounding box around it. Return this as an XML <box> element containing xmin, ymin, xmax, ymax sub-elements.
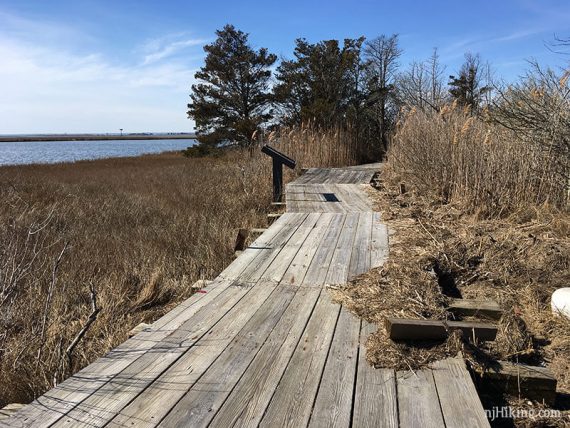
<box><xmin>119</xmin><ymin>128</ymin><xmax>123</xmax><ymax>136</ymax></box>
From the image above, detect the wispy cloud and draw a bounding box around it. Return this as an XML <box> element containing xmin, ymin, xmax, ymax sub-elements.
<box><xmin>493</xmin><ymin>29</ymin><xmax>542</xmax><ymax>43</ymax></box>
<box><xmin>0</xmin><ymin>11</ymin><xmax>204</xmax><ymax>133</ymax></box>
<box><xmin>142</xmin><ymin>36</ymin><xmax>207</xmax><ymax>65</ymax></box>
<box><xmin>441</xmin><ymin>28</ymin><xmax>544</xmax><ymax>57</ymax></box>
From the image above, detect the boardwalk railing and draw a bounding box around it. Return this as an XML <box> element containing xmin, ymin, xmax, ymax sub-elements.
<box><xmin>261</xmin><ymin>144</ymin><xmax>296</xmax><ymax>202</ymax></box>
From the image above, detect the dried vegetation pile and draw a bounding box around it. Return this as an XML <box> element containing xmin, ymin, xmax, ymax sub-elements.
<box><xmin>334</xmin><ymin>95</ymin><xmax>570</xmax><ymax>424</ymax></box>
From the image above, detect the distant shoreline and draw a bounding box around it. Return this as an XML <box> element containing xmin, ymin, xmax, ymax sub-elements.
<box><xmin>0</xmin><ymin>133</ymin><xmax>197</xmax><ymax>142</ymax></box>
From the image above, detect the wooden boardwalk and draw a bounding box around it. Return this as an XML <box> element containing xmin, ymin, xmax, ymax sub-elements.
<box><xmin>2</xmin><ymin>164</ymin><xmax>490</xmax><ymax>427</ymax></box>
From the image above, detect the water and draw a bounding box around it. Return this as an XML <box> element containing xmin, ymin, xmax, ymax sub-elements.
<box><xmin>0</xmin><ymin>139</ymin><xmax>196</xmax><ymax>166</ymax></box>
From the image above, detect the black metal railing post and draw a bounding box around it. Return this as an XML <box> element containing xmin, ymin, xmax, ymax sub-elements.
<box><xmin>261</xmin><ymin>145</ymin><xmax>296</xmax><ymax>202</ymax></box>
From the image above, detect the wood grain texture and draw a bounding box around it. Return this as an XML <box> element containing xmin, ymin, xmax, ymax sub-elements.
<box><xmin>347</xmin><ymin>212</ymin><xmax>372</xmax><ymax>280</ymax></box>
<box><xmin>324</xmin><ymin>213</ymin><xmax>359</xmax><ymax>285</ymax></box>
<box><xmin>431</xmin><ymin>358</ymin><xmax>491</xmax><ymax>428</ymax></box>
<box><xmin>397</xmin><ymin>369</ymin><xmax>445</xmax><ymax>427</ymax></box>
<box><xmin>302</xmin><ymin>214</ymin><xmax>346</xmax><ymax>286</ymax></box>
<box><xmin>53</xmin><ymin>279</ymin><xmax>262</xmax><ymax>427</ymax></box>
<box><xmin>158</xmin><ymin>285</ymin><xmax>298</xmax><ymax>427</ymax></box>
<box><xmin>385</xmin><ymin>317</ymin><xmax>498</xmax><ymax>341</ymax></box>
<box><xmin>352</xmin><ymin>322</ymin><xmax>398</xmax><ymax>428</ymax></box>
<box><xmin>370</xmin><ymin>213</ymin><xmax>389</xmax><ymax>268</ymax></box>
<box><xmin>308</xmin><ymin>307</ymin><xmax>360</xmax><ymax>428</ymax></box>
<box><xmin>448</xmin><ymin>299</ymin><xmax>503</xmax><ymax>320</ymax></box>
<box><xmin>259</xmin><ymin>292</ymin><xmax>341</xmax><ymax>428</ymax></box>
<box><xmin>104</xmin><ymin>281</ymin><xmax>284</xmax><ymax>428</ymax></box>
<box><xmin>260</xmin><ymin>213</ymin><xmax>321</xmax><ymax>284</ymax></box>
<box><xmin>209</xmin><ymin>288</ymin><xmax>322</xmax><ymax>428</ymax></box>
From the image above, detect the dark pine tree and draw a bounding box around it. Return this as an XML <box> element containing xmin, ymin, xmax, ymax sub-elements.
<box><xmin>448</xmin><ymin>53</ymin><xmax>491</xmax><ymax>111</ymax></box>
<box><xmin>188</xmin><ymin>25</ymin><xmax>277</xmax><ymax>148</ymax></box>
<box><xmin>274</xmin><ymin>37</ymin><xmax>365</xmax><ymax>127</ymax></box>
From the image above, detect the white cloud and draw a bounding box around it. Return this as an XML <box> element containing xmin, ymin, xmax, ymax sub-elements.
<box><xmin>0</xmin><ymin>12</ymin><xmax>204</xmax><ymax>134</ymax></box>
<box><xmin>142</xmin><ymin>35</ymin><xmax>207</xmax><ymax>65</ymax></box>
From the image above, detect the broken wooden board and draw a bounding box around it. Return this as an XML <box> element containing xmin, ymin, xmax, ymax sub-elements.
<box><xmin>234</xmin><ymin>228</ymin><xmax>249</xmax><ymax>252</ymax></box>
<box><xmin>267</xmin><ymin>213</ymin><xmax>282</xmax><ymax>225</ymax></box>
<box><xmin>127</xmin><ymin>323</ymin><xmax>151</xmax><ymax>338</ymax></box>
<box><xmin>476</xmin><ymin>360</ymin><xmax>557</xmax><ymax>405</ymax></box>
<box><xmin>191</xmin><ymin>279</ymin><xmax>212</xmax><ymax>290</ymax></box>
<box><xmin>449</xmin><ymin>299</ymin><xmax>503</xmax><ymax>320</ymax></box>
<box><xmin>0</xmin><ymin>404</ymin><xmax>25</xmax><ymax>421</ymax></box>
<box><xmin>385</xmin><ymin>317</ymin><xmax>498</xmax><ymax>341</ymax></box>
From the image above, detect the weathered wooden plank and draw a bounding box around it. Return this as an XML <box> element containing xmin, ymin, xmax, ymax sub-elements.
<box><xmin>344</xmin><ymin>162</ymin><xmax>382</xmax><ymax>171</ymax></box>
<box><xmin>302</xmin><ymin>214</ymin><xmax>346</xmax><ymax>286</ymax></box>
<box><xmin>219</xmin><ymin>213</ymin><xmax>305</xmax><ymax>281</ymax></box>
<box><xmin>1</xmin><ymin>279</ymin><xmax>236</xmax><ymax>428</ymax></box>
<box><xmin>397</xmin><ymin>369</ymin><xmax>445</xmax><ymax>427</ymax></box>
<box><xmin>448</xmin><ymin>299</ymin><xmax>503</xmax><ymax>320</ymax></box>
<box><xmin>53</xmin><ymin>279</ymin><xmax>264</xmax><ymax>427</ymax></box>
<box><xmin>352</xmin><ymin>322</ymin><xmax>398</xmax><ymax>428</ymax></box>
<box><xmin>370</xmin><ymin>212</ymin><xmax>389</xmax><ymax>268</ymax></box>
<box><xmin>348</xmin><ymin>212</ymin><xmax>373</xmax><ymax>280</ymax></box>
<box><xmin>431</xmin><ymin>357</ymin><xmax>491</xmax><ymax>428</ymax></box>
<box><xmin>259</xmin><ymin>292</ymin><xmax>341</xmax><ymax>427</ymax></box>
<box><xmin>110</xmin><ymin>213</ymin><xmax>331</xmax><ymax>427</ymax></box>
<box><xmin>325</xmin><ymin>213</ymin><xmax>359</xmax><ymax>285</ymax></box>
<box><xmin>285</xmin><ymin>193</ymin><xmax>328</xmax><ymax>202</ymax></box>
<box><xmin>127</xmin><ymin>322</ymin><xmax>151</xmax><ymax>338</ymax></box>
<box><xmin>261</xmin><ymin>213</ymin><xmax>322</xmax><ymax>284</ymax></box>
<box><xmin>308</xmin><ymin>307</ymin><xmax>360</xmax><ymax>428</ymax></box>
<box><xmin>280</xmin><ymin>213</ymin><xmax>335</xmax><ymax>286</ymax></box>
<box><xmin>0</xmin><ymin>404</ymin><xmax>25</xmax><ymax>421</ymax></box>
<box><xmin>158</xmin><ymin>285</ymin><xmax>299</xmax><ymax>427</ymax></box>
<box><xmin>210</xmin><ymin>287</ymin><xmax>322</xmax><ymax>427</ymax></box>
<box><xmin>476</xmin><ymin>360</ymin><xmax>557</xmax><ymax>405</ymax></box>
<box><xmin>238</xmin><ymin>213</ymin><xmax>309</xmax><ymax>284</ymax></box>
<box><xmin>385</xmin><ymin>318</ymin><xmax>498</xmax><ymax>342</ymax></box>
<box><xmin>58</xmin><ymin>211</ymin><xmax>314</xmax><ymax>427</ymax></box>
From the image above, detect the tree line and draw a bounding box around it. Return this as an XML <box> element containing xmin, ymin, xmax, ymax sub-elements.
<box><xmin>187</xmin><ymin>24</ymin><xmax>494</xmax><ymax>158</ymax></box>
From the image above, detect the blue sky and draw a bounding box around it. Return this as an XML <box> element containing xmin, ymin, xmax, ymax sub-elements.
<box><xmin>0</xmin><ymin>0</ymin><xmax>569</xmax><ymax>134</ymax></box>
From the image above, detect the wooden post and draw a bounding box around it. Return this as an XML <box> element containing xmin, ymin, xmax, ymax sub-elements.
<box><xmin>261</xmin><ymin>145</ymin><xmax>296</xmax><ymax>203</ymax></box>
<box><xmin>272</xmin><ymin>157</ymin><xmax>283</xmax><ymax>202</ymax></box>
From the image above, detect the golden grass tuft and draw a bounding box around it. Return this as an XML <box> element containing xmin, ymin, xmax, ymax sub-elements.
<box><xmin>388</xmin><ymin>105</ymin><xmax>568</xmax><ymax>216</ymax></box>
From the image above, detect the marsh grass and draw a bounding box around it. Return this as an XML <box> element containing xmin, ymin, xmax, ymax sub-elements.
<box><xmin>0</xmin><ymin>151</ymin><xmax>272</xmax><ymax>404</ymax></box>
<box><xmin>0</xmin><ymin>122</ymin><xmax>361</xmax><ymax>405</ymax></box>
<box><xmin>388</xmin><ymin>105</ymin><xmax>568</xmax><ymax>216</ymax></box>
<box><xmin>334</xmin><ymin>104</ymin><xmax>570</xmax><ymax>423</ymax></box>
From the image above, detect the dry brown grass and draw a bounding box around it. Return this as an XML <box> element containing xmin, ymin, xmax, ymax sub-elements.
<box><xmin>388</xmin><ymin>105</ymin><xmax>568</xmax><ymax>216</ymax></box>
<box><xmin>264</xmin><ymin>121</ymin><xmax>366</xmax><ymax>170</ymax></box>
<box><xmin>0</xmin><ymin>150</ymin><xmax>271</xmax><ymax>405</ymax></box>
<box><xmin>0</xmin><ymin>121</ymin><xmax>361</xmax><ymax>406</ymax></box>
<box><xmin>333</xmin><ymin>105</ymin><xmax>570</xmax><ymax>424</ymax></box>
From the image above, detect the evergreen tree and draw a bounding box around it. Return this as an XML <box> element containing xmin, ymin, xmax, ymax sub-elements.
<box><xmin>188</xmin><ymin>25</ymin><xmax>276</xmax><ymax>148</ymax></box>
<box><xmin>274</xmin><ymin>37</ymin><xmax>365</xmax><ymax>127</ymax></box>
<box><xmin>448</xmin><ymin>53</ymin><xmax>491</xmax><ymax>111</ymax></box>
